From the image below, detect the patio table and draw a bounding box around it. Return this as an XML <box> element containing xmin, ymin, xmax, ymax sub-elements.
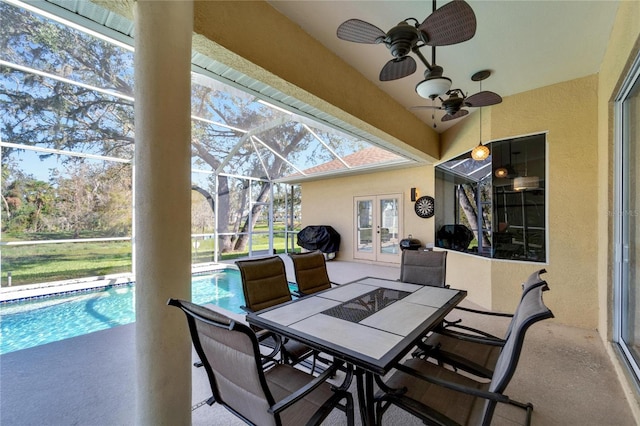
<box><xmin>246</xmin><ymin>276</ymin><xmax>466</xmax><ymax>425</ymax></box>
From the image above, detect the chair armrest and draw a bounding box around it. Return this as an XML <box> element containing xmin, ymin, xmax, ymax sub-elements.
<box><xmin>269</xmin><ymin>361</ymin><xmax>343</xmax><ymax>414</ymax></box>
<box><xmin>257</xmin><ymin>332</ymin><xmax>282</xmax><ymax>364</ymax></box>
<box><xmin>394</xmin><ymin>363</ymin><xmax>509</xmax><ymax>403</ymax></box>
<box><xmin>453</xmin><ymin>305</ymin><xmax>513</xmax><ymax>318</ymax></box>
<box><xmin>414</xmin><ymin>343</ymin><xmax>495</xmax><ymax>379</ymax></box>
<box><xmin>437</xmin><ymin>326</ymin><xmax>505</xmax><ymax>345</ymax></box>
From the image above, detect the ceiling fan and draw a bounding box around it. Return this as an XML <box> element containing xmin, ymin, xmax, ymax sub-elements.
<box><xmin>336</xmin><ymin>0</ymin><xmax>476</xmax><ymax>99</ymax></box>
<box><xmin>411</xmin><ymin>70</ymin><xmax>503</xmax><ymax>123</ymax></box>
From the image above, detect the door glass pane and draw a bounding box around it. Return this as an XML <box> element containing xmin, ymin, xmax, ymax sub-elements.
<box><xmin>379</xmin><ymin>198</ymin><xmax>399</xmax><ymax>255</ymax></box>
<box><xmin>356</xmin><ymin>200</ymin><xmax>373</xmax><ymax>253</ymax></box>
<box><xmin>621</xmin><ymin>74</ymin><xmax>640</xmax><ymax>365</ymax></box>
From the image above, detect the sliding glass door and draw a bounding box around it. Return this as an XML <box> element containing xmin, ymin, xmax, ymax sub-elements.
<box><xmin>615</xmin><ymin>52</ymin><xmax>640</xmax><ymax>380</ymax></box>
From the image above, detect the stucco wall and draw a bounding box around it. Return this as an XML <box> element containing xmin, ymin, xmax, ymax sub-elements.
<box><xmin>301</xmin><ymin>165</ymin><xmax>434</xmax><ymax>264</ymax></box>
<box><xmin>445</xmin><ymin>251</ymin><xmax>493</xmax><ymax>308</ymax></box>
<box><xmin>305</xmin><ymin>74</ymin><xmax>600</xmax><ymax>328</ymax></box>
<box><xmin>439</xmin><ymin>75</ymin><xmax>600</xmax><ymax>329</ymax></box>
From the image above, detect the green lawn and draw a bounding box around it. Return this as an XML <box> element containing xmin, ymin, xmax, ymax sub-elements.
<box><xmin>1</xmin><ymin>228</ymin><xmax>300</xmax><ymax>287</ymax></box>
<box><xmin>2</xmin><ymin>240</ymin><xmax>133</xmax><ymax>286</ymax></box>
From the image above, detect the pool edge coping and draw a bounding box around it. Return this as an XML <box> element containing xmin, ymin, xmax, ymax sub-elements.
<box><xmin>0</xmin><ymin>263</ymin><xmax>233</xmax><ymax>303</ymax></box>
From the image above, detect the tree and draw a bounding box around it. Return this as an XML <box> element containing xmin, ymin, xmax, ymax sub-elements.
<box><xmin>1</xmin><ymin>2</ymin><xmax>338</xmax><ymax>253</ymax></box>
<box><xmin>1</xmin><ymin>173</ymin><xmax>54</xmax><ymax>233</ymax></box>
<box><xmin>0</xmin><ymin>3</ymin><xmax>135</xmax><ymax>157</ymax></box>
<box><xmin>51</xmin><ymin>161</ymin><xmax>132</xmax><ymax>237</ymax></box>
<box><xmin>457</xmin><ymin>181</ymin><xmax>492</xmax><ymax>249</ymax></box>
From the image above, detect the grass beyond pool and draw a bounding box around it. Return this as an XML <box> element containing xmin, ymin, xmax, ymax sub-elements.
<box><xmin>0</xmin><ymin>268</ymin><xmax>294</xmax><ymax>355</ymax></box>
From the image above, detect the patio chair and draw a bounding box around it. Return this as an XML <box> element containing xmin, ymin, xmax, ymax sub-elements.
<box><xmin>236</xmin><ymin>256</ymin><xmax>317</xmax><ymax>369</ymax></box>
<box><xmin>375</xmin><ymin>281</ymin><xmax>554</xmax><ymax>425</ymax></box>
<box><xmin>167</xmin><ymin>299</ymin><xmax>354</xmax><ymax>426</ymax></box>
<box><xmin>289</xmin><ymin>251</ymin><xmax>336</xmax><ymax>296</ymax></box>
<box><xmin>399</xmin><ymin>250</ymin><xmax>448</xmax><ymax>287</ymax></box>
<box><xmin>414</xmin><ymin>269</ymin><xmax>549</xmax><ymax>380</ymax></box>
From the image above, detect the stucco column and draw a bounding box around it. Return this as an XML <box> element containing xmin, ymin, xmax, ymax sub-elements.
<box><xmin>134</xmin><ymin>1</ymin><xmax>193</xmax><ymax>424</ymax></box>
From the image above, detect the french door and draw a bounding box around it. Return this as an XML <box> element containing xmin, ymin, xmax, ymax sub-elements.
<box><xmin>354</xmin><ymin>194</ymin><xmax>402</xmax><ymax>263</ymax></box>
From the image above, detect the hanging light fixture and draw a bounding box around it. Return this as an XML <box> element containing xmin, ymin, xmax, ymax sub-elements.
<box><xmin>471</xmin><ymin>143</ymin><xmax>489</xmax><ymax>161</ymax></box>
<box><xmin>494</xmin><ymin>142</ymin><xmax>513</xmax><ymax>178</ymax></box>
<box><xmin>513</xmin><ymin>176</ymin><xmax>539</xmax><ymax>191</ymax></box>
<box><xmin>416</xmin><ymin>69</ymin><xmax>452</xmax><ymax>99</ymax></box>
<box><xmin>471</xmin><ymin>104</ymin><xmax>489</xmax><ymax>161</ymax></box>
<box><xmin>470</xmin><ymin>70</ymin><xmax>490</xmax><ymax>161</ymax></box>
<box><xmin>494</xmin><ymin>167</ymin><xmax>509</xmax><ymax>178</ymax></box>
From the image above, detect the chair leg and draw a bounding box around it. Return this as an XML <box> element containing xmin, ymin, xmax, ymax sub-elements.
<box><xmin>310</xmin><ymin>353</ymin><xmax>317</xmax><ymax>375</ymax></box>
<box><xmin>345</xmin><ymin>392</ymin><xmax>355</xmax><ymax>426</ymax></box>
<box><xmin>507</xmin><ymin>399</ymin><xmax>534</xmax><ymax>425</ymax></box>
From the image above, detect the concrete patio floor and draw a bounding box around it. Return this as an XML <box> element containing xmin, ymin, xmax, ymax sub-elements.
<box><xmin>1</xmin><ymin>258</ymin><xmax>637</xmax><ymax>425</ymax></box>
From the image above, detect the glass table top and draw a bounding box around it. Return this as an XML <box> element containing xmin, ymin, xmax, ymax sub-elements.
<box><xmin>321</xmin><ymin>288</ymin><xmax>411</xmax><ymax>323</ymax></box>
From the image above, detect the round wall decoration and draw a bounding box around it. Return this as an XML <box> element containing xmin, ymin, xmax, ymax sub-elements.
<box><xmin>414</xmin><ymin>195</ymin><xmax>435</xmax><ymax>218</ymax></box>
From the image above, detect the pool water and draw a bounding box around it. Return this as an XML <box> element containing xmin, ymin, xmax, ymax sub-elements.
<box><xmin>0</xmin><ymin>268</ymin><xmax>294</xmax><ymax>355</ymax></box>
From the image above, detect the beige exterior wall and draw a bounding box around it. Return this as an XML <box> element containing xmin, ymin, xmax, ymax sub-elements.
<box><xmin>440</xmin><ymin>75</ymin><xmax>599</xmax><ymax>329</ymax></box>
<box><xmin>303</xmin><ymin>75</ymin><xmax>600</xmax><ymax>328</ymax></box>
<box><xmin>301</xmin><ymin>165</ymin><xmax>434</xmax><ymax>263</ymax></box>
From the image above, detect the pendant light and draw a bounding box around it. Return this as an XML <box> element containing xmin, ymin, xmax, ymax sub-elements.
<box><xmin>494</xmin><ymin>166</ymin><xmax>509</xmax><ymax>178</ymax></box>
<box><xmin>471</xmin><ymin>105</ymin><xmax>489</xmax><ymax>160</ymax></box>
<box><xmin>494</xmin><ymin>142</ymin><xmax>511</xmax><ymax>178</ymax></box>
<box><xmin>471</xmin><ymin>70</ymin><xmax>490</xmax><ymax>161</ymax></box>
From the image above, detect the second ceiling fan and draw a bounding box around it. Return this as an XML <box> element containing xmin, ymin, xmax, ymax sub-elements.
<box><xmin>412</xmin><ymin>70</ymin><xmax>503</xmax><ymax>123</ymax></box>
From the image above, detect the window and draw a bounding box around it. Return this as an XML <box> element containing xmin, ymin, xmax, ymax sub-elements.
<box><xmin>435</xmin><ymin>134</ymin><xmax>547</xmax><ymax>262</ymax></box>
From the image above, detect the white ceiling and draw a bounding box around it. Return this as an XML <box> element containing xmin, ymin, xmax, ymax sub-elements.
<box><xmin>268</xmin><ymin>0</ymin><xmax>620</xmax><ymax>132</ymax></box>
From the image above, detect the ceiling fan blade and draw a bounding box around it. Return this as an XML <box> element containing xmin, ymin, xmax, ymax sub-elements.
<box><xmin>441</xmin><ymin>109</ymin><xmax>469</xmax><ymax>122</ymax></box>
<box><xmin>419</xmin><ymin>0</ymin><xmax>477</xmax><ymax>46</ymax></box>
<box><xmin>379</xmin><ymin>56</ymin><xmax>417</xmax><ymax>81</ymax></box>
<box><xmin>337</xmin><ymin>19</ymin><xmax>386</xmax><ymax>44</ymax></box>
<box><xmin>465</xmin><ymin>91</ymin><xmax>503</xmax><ymax>107</ymax></box>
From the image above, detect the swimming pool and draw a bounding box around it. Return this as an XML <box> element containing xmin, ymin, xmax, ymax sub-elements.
<box><xmin>0</xmin><ymin>268</ymin><xmax>295</xmax><ymax>355</ymax></box>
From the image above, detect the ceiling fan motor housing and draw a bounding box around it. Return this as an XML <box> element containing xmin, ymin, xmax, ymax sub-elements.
<box><xmin>386</xmin><ymin>21</ymin><xmax>419</xmax><ymax>58</ymax></box>
<box><xmin>442</xmin><ymin>93</ymin><xmax>464</xmax><ymax>114</ymax></box>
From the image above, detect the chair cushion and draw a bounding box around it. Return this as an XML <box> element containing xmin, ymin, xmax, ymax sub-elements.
<box><xmin>266</xmin><ymin>364</ymin><xmax>335</xmax><ymax>426</ymax></box>
<box><xmin>400</xmin><ymin>251</ymin><xmax>447</xmax><ymax>287</ymax></box>
<box><xmin>424</xmin><ymin>332</ymin><xmax>501</xmax><ymax>378</ymax></box>
<box><xmin>282</xmin><ymin>338</ymin><xmax>314</xmax><ymax>362</ymax></box>
<box><xmin>238</xmin><ymin>257</ymin><xmax>292</xmax><ymax>312</ymax></box>
<box><xmin>379</xmin><ymin>358</ymin><xmax>488</xmax><ymax>426</ymax></box>
<box><xmin>291</xmin><ymin>252</ymin><xmax>332</xmax><ymax>295</ymax></box>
